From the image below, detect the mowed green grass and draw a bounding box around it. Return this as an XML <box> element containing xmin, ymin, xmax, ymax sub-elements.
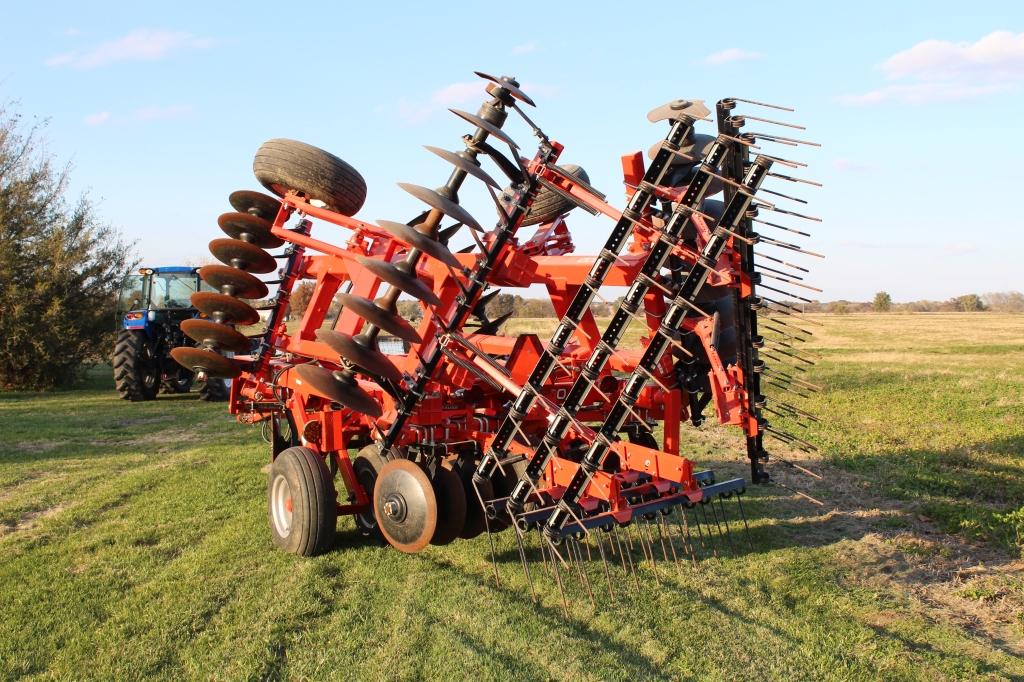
<box><xmin>0</xmin><ymin>314</ymin><xmax>1022</xmax><ymax>680</ymax></box>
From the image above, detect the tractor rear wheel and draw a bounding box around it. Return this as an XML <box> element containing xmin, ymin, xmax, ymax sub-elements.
<box><xmin>113</xmin><ymin>330</ymin><xmax>159</xmax><ymax>402</ymax></box>
<box><xmin>268</xmin><ymin>447</ymin><xmax>337</xmax><ymax>556</ymax></box>
<box><xmin>199</xmin><ymin>378</ymin><xmax>229</xmax><ymax>402</ymax></box>
<box><xmin>253</xmin><ymin>139</ymin><xmax>367</xmax><ymax>216</ymax></box>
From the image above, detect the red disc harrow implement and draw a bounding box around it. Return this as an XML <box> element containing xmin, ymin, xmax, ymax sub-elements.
<box><xmin>175</xmin><ymin>72</ymin><xmax>822</xmax><ymax>604</ymax></box>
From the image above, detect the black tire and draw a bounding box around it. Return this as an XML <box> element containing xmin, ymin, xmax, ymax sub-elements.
<box><xmin>268</xmin><ymin>447</ymin><xmax>337</xmax><ymax>556</ymax></box>
<box><xmin>352</xmin><ymin>445</ymin><xmax>386</xmax><ymax>542</ymax></box>
<box><xmin>253</xmin><ymin>139</ymin><xmax>367</xmax><ymax>216</ymax></box>
<box><xmin>501</xmin><ymin>164</ymin><xmax>589</xmax><ymax>227</ymax></box>
<box><xmin>199</xmin><ymin>378</ymin><xmax>230</xmax><ymax>402</ymax></box>
<box><xmin>113</xmin><ymin>330</ymin><xmax>159</xmax><ymax>402</ymax></box>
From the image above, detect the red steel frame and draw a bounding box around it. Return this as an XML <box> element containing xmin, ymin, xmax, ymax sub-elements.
<box><xmin>228</xmin><ymin>151</ymin><xmax>752</xmax><ymax>520</ymax></box>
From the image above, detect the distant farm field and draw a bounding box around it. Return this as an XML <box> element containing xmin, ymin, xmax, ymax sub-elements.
<box><xmin>1</xmin><ymin>313</ymin><xmax>1022</xmax><ymax>680</ymax></box>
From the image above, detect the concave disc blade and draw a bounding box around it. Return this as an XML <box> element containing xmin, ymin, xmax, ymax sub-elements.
<box><xmin>397</xmin><ymin>183</ymin><xmax>483</xmax><ymax>232</ymax></box>
<box><xmin>293</xmin><ymin>364</ymin><xmax>383</xmax><ymax>417</ymax></box>
<box><xmin>198</xmin><ymin>265</ymin><xmax>269</xmax><ymax>299</ymax></box>
<box><xmin>335</xmin><ymin>293</ymin><xmax>421</xmax><ymax>344</ymax></box>
<box><xmin>180</xmin><ymin>319</ymin><xmax>251</xmax><ymax>352</ymax></box>
<box><xmin>373</xmin><ymin>458</ymin><xmax>438</xmax><ymax>554</ymax></box>
<box><xmin>316</xmin><ymin>330</ymin><xmax>402</xmax><ymax>384</ymax></box>
<box><xmin>170</xmin><ymin>347</ymin><xmax>241</xmax><ymax>379</ymax></box>
<box><xmin>356</xmin><ymin>257</ymin><xmax>441</xmax><ymax>307</ymax></box>
<box><xmin>377</xmin><ymin>219</ymin><xmax>462</xmax><ymax>269</ymax></box>
<box><xmin>228</xmin><ymin>189</ymin><xmax>282</xmax><ymax>221</ymax></box>
<box><xmin>209</xmin><ymin>238</ymin><xmax>277</xmax><ymax>274</ymax></box>
<box><xmin>217</xmin><ymin>211</ymin><xmax>284</xmax><ymax>249</ymax></box>
<box><xmin>430</xmin><ymin>460</ymin><xmax>467</xmax><ymax>546</ymax></box>
<box><xmin>191</xmin><ymin>292</ymin><xmax>260</xmax><ymax>326</ymax></box>
<box><xmin>473</xmin><ymin>71</ymin><xmax>536</xmax><ymax>107</ymax></box>
<box><xmin>423</xmin><ymin>146</ymin><xmax>500</xmax><ymax>189</ymax></box>
<box><xmin>448</xmin><ymin>109</ymin><xmax>518</xmax><ymax>149</ymax></box>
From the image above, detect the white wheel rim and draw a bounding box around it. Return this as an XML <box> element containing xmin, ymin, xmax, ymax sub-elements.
<box><xmin>271</xmin><ymin>474</ymin><xmax>293</xmax><ymax>537</ymax></box>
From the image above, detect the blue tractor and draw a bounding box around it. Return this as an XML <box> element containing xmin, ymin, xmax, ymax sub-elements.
<box><xmin>113</xmin><ymin>266</ymin><xmax>231</xmax><ymax>401</ymax></box>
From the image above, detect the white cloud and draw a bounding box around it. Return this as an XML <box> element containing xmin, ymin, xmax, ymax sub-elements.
<box><xmin>839</xmin><ymin>31</ymin><xmax>1024</xmax><ymax>106</ymax></box>
<box><xmin>511</xmin><ymin>42</ymin><xmax>537</xmax><ymax>55</ymax></box>
<box><xmin>46</xmin><ymin>28</ymin><xmax>215</xmax><ymax>69</ymax></box>
<box><xmin>832</xmin><ymin>158</ymin><xmax>876</xmax><ymax>172</ymax></box>
<box><xmin>84</xmin><ymin>111</ymin><xmax>110</xmax><ymax>126</ymax></box>
<box><xmin>881</xmin><ymin>30</ymin><xmax>1024</xmax><ymax>80</ymax></box>
<box><xmin>703</xmin><ymin>48</ymin><xmax>763</xmax><ymax>66</ymax></box>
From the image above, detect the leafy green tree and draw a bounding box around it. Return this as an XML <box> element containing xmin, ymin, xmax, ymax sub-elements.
<box><xmin>951</xmin><ymin>294</ymin><xmax>986</xmax><ymax>312</ymax></box>
<box><xmin>0</xmin><ymin>104</ymin><xmax>135</xmax><ymax>389</ymax></box>
<box><xmin>873</xmin><ymin>291</ymin><xmax>892</xmax><ymax>312</ymax></box>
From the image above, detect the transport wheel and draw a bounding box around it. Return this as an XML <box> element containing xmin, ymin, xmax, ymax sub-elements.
<box><xmin>199</xmin><ymin>378</ymin><xmax>229</xmax><ymax>402</ymax></box>
<box><xmin>268</xmin><ymin>446</ymin><xmax>337</xmax><ymax>556</ymax></box>
<box><xmin>253</xmin><ymin>138</ymin><xmax>367</xmax><ymax>216</ymax></box>
<box><xmin>500</xmin><ymin>163</ymin><xmax>589</xmax><ymax>227</ymax></box>
<box><xmin>113</xmin><ymin>330</ymin><xmax>159</xmax><ymax>401</ymax></box>
<box><xmin>373</xmin><ymin>459</ymin><xmax>437</xmax><ymax>554</ymax></box>
<box><xmin>352</xmin><ymin>445</ymin><xmax>386</xmax><ymax>541</ymax></box>
<box><xmin>430</xmin><ymin>460</ymin><xmax>467</xmax><ymax>546</ymax></box>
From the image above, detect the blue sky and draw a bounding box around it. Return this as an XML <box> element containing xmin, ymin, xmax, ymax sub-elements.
<box><xmin>2</xmin><ymin>1</ymin><xmax>1022</xmax><ymax>300</ymax></box>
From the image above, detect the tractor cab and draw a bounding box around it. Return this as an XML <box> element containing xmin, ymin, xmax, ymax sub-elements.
<box><xmin>113</xmin><ymin>267</ymin><xmax>228</xmax><ymax>402</ymax></box>
<box><xmin>117</xmin><ymin>266</ymin><xmax>214</xmax><ymax>332</ymax></box>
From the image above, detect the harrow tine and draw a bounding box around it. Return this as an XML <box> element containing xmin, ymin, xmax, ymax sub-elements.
<box><xmin>769</xmin><ymin>171</ymin><xmax>823</xmax><ymax>187</ymax></box>
<box><xmin>771</xmin><ymin>477</ymin><xmax>826</xmax><ymax>506</ymax></box>
<box><xmin>760</xmin><ymin>187</ymin><xmax>809</xmax><ymax>205</ymax></box>
<box><xmin>397</xmin><ymin>182</ymin><xmax>484</xmax><ymax>232</ymax></box>
<box><xmin>753</xmin><ymin>217</ymin><xmax>812</xmax><ymax>238</ymax></box>
<box><xmin>759</xmin><ymin>271</ymin><xmax>823</xmax><ymax>293</ymax></box>
<box><xmin>642</xmin><ymin>521</ymin><xmax>661</xmax><ymax>583</ymax></box>
<box><xmin>727</xmin><ymin>96</ymin><xmax>795</xmax><ymax>112</ymax></box>
<box><xmin>756</xmin><ymin>251</ymin><xmax>811</xmax><ymax>272</ymax></box>
<box><xmin>717</xmin><ymin>497</ymin><xmax>738</xmax><ymax>556</ymax></box>
<box><xmin>741</xmin><ymin>115</ymin><xmax>806</xmax><ymax>131</ymax></box>
<box><xmin>511</xmin><ymin>522</ymin><xmax>537</xmax><ymax>603</ymax></box>
<box><xmin>736</xmin><ymin>494</ymin><xmax>754</xmax><ymax>551</ymax></box>
<box><xmin>698</xmin><ymin>504</ymin><xmax>718</xmax><ymax>558</ymax></box>
<box><xmin>615</xmin><ymin>526</ymin><xmax>641</xmax><ymax>592</ymax></box>
<box><xmin>757</xmin><ymin>153</ymin><xmax>808</xmax><ymax>169</ymax></box>
<box><xmin>658</xmin><ymin>513</ymin><xmax>682</xmax><ymax>574</ymax></box>
<box><xmin>754</xmin><ymin>202</ymin><xmax>822</xmax><ymax>223</ymax></box>
<box><xmin>594</xmin><ymin>533</ymin><xmax>617</xmax><ymax>601</ymax></box>
<box><xmin>749</xmin><ymin>131</ymin><xmax>821</xmax><ymax>147</ymax></box>
<box><xmin>470</xmin><ymin>477</ymin><xmax>501</xmax><ymax>588</ymax></box>
<box><xmin>571</xmin><ymin>537</ymin><xmax>596</xmax><ymax>608</ymax></box>
<box><xmin>548</xmin><ymin>539</ymin><xmax>570</xmax><ymax>615</ymax></box>
<box><xmin>758</xmin><ymin>283</ymin><xmax>815</xmax><ymax>304</ymax></box>
<box><xmin>675</xmin><ymin>507</ymin><xmax>698</xmax><ymax>565</ymax></box>
<box><xmin>707</xmin><ymin>499</ymin><xmax>733</xmax><ymax>557</ymax></box>
<box><xmin>757</xmin><ymin>264</ymin><xmax>805</xmax><ymax>281</ymax></box>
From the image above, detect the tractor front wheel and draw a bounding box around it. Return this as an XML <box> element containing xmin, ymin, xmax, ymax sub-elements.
<box><xmin>268</xmin><ymin>447</ymin><xmax>337</xmax><ymax>556</ymax></box>
<box><xmin>113</xmin><ymin>330</ymin><xmax>159</xmax><ymax>401</ymax></box>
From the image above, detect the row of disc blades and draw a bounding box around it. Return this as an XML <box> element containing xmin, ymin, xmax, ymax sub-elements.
<box><xmin>170</xmin><ymin>190</ymin><xmax>282</xmax><ymax>380</ymax></box>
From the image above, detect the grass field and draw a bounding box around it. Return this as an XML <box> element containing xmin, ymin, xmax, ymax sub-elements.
<box><xmin>1</xmin><ymin>313</ymin><xmax>1022</xmax><ymax>680</ymax></box>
